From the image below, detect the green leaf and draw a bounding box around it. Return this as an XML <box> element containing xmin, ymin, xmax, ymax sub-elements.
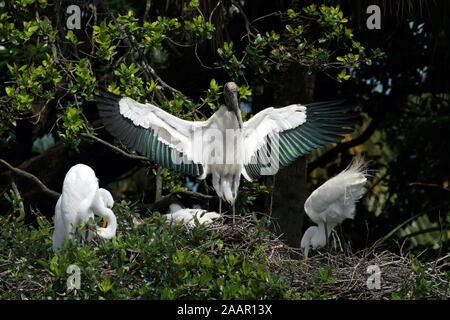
<box><xmin>5</xmin><ymin>86</ymin><xmax>15</xmax><ymax>96</ymax></box>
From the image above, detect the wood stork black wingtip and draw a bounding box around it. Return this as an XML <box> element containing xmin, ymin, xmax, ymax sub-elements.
<box><xmin>94</xmin><ymin>89</ymin><xmax>124</xmax><ymax>105</ymax></box>
<box><xmin>305</xmin><ymin>99</ymin><xmax>355</xmax><ymax>110</ymax></box>
<box><xmin>94</xmin><ymin>90</ymin><xmax>123</xmax><ymax>110</ymax></box>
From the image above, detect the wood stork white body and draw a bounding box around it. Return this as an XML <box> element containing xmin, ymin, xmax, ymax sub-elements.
<box><xmin>52</xmin><ymin>164</ymin><xmax>117</xmax><ymax>253</ymax></box>
<box><xmin>96</xmin><ymin>82</ymin><xmax>355</xmax><ymax>222</ymax></box>
<box><xmin>300</xmin><ymin>157</ymin><xmax>368</xmax><ymax>260</ymax></box>
<box><xmin>164</xmin><ymin>203</ymin><xmax>221</xmax><ymax>228</ymax></box>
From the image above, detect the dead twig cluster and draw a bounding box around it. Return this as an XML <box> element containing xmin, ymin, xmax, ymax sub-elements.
<box><xmin>204</xmin><ymin>214</ymin><xmax>449</xmax><ymax>300</ymax></box>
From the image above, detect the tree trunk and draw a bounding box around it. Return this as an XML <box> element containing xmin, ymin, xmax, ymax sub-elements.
<box><xmin>269</xmin><ymin>66</ymin><xmax>315</xmax><ymax>248</ymax></box>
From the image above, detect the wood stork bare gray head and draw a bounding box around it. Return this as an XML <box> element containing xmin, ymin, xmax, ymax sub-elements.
<box><xmin>223</xmin><ymin>82</ymin><xmax>243</xmax><ymax>129</ymax></box>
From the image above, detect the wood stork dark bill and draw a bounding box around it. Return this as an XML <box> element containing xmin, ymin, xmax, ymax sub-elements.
<box><xmin>52</xmin><ymin>164</ymin><xmax>117</xmax><ymax>253</ymax></box>
<box><xmin>96</xmin><ymin>82</ymin><xmax>356</xmax><ymax>223</ymax></box>
<box><xmin>300</xmin><ymin>157</ymin><xmax>368</xmax><ymax>261</ymax></box>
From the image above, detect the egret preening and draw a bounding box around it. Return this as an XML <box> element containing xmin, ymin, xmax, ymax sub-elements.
<box><xmin>300</xmin><ymin>157</ymin><xmax>368</xmax><ymax>260</ymax></box>
<box><xmin>164</xmin><ymin>203</ymin><xmax>221</xmax><ymax>228</ymax></box>
<box><xmin>52</xmin><ymin>164</ymin><xmax>117</xmax><ymax>253</ymax></box>
<box><xmin>96</xmin><ymin>82</ymin><xmax>355</xmax><ymax>222</ymax></box>
<box><xmin>90</xmin><ymin>188</ymin><xmax>117</xmax><ymax>240</ymax></box>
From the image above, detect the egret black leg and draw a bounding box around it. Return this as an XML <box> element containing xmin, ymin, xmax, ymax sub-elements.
<box><xmin>219</xmin><ymin>198</ymin><xmax>222</xmax><ymax>214</ymax></box>
<box><xmin>339</xmin><ymin>224</ymin><xmax>347</xmax><ymax>252</ymax></box>
<box><xmin>323</xmin><ymin>222</ymin><xmax>329</xmax><ymax>249</ymax></box>
<box><xmin>232</xmin><ymin>204</ymin><xmax>235</xmax><ymax>225</ymax></box>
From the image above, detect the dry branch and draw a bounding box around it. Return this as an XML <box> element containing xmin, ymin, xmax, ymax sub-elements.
<box><xmin>204</xmin><ymin>214</ymin><xmax>449</xmax><ymax>299</ymax></box>
<box><xmin>0</xmin><ymin>159</ymin><xmax>60</xmax><ymax>199</ymax></box>
<box><xmin>81</xmin><ymin>132</ymin><xmax>150</xmax><ymax>162</ymax></box>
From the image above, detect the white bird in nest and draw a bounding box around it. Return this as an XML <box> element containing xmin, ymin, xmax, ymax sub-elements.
<box><xmin>300</xmin><ymin>157</ymin><xmax>369</xmax><ymax>261</ymax></box>
<box><xmin>52</xmin><ymin>164</ymin><xmax>117</xmax><ymax>253</ymax></box>
<box><xmin>96</xmin><ymin>82</ymin><xmax>356</xmax><ymax>223</ymax></box>
<box><xmin>164</xmin><ymin>203</ymin><xmax>221</xmax><ymax>228</ymax></box>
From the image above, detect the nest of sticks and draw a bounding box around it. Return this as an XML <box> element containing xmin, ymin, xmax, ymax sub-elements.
<box><xmin>206</xmin><ymin>213</ymin><xmax>449</xmax><ymax>300</ymax></box>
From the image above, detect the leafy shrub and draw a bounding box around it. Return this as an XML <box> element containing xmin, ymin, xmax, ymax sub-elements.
<box><xmin>0</xmin><ymin>202</ymin><xmax>296</xmax><ymax>300</ymax></box>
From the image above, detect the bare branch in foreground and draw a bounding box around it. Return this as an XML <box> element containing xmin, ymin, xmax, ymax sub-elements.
<box><xmin>81</xmin><ymin>132</ymin><xmax>150</xmax><ymax>163</ymax></box>
<box><xmin>0</xmin><ymin>159</ymin><xmax>60</xmax><ymax>199</ymax></box>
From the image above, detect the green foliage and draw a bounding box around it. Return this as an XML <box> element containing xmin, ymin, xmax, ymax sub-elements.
<box><xmin>0</xmin><ymin>1</ymin><xmax>219</xmax><ymax>143</ymax></box>
<box><xmin>58</xmin><ymin>107</ymin><xmax>84</xmax><ymax>151</ymax></box>
<box><xmin>216</xmin><ymin>4</ymin><xmax>384</xmax><ymax>81</ymax></box>
<box><xmin>65</xmin><ymin>30</ymin><xmax>83</xmax><ymax>46</ymax></box>
<box><xmin>151</xmin><ymin>168</ymin><xmax>185</xmax><ymax>193</ymax></box>
<box><xmin>93</xmin><ymin>20</ymin><xmax>121</xmax><ymax>61</ymax></box>
<box><xmin>369</xmin><ymin>93</ymin><xmax>450</xmax><ymax>250</ymax></box>
<box><xmin>217</xmin><ymin>41</ymin><xmax>246</xmax><ymax>78</ymax></box>
<box><xmin>201</xmin><ymin>78</ymin><xmax>222</xmax><ymax>112</ymax></box>
<box><xmin>183</xmin><ymin>15</ymin><xmax>215</xmax><ymax>40</ymax></box>
<box><xmin>302</xmin><ymin>267</ymin><xmax>336</xmax><ymax>300</ymax></box>
<box><xmin>392</xmin><ymin>253</ymin><xmax>436</xmax><ymax>300</ymax></box>
<box><xmin>0</xmin><ymin>205</ymin><xmax>296</xmax><ymax>300</ymax></box>
<box><xmin>0</xmin><ymin>1</ymin><xmax>383</xmax><ymax>155</ymax></box>
<box><xmin>3</xmin><ymin>189</ymin><xmax>23</xmax><ymax>216</ymax></box>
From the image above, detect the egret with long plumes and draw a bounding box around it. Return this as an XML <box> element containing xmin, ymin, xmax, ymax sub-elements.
<box><xmin>300</xmin><ymin>157</ymin><xmax>368</xmax><ymax>260</ymax></box>
<box><xmin>52</xmin><ymin>164</ymin><xmax>117</xmax><ymax>253</ymax></box>
<box><xmin>96</xmin><ymin>82</ymin><xmax>356</xmax><ymax>222</ymax></box>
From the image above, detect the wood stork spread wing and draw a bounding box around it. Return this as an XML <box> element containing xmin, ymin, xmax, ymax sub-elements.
<box><xmin>242</xmin><ymin>100</ymin><xmax>356</xmax><ymax>180</ymax></box>
<box><xmin>96</xmin><ymin>92</ymin><xmax>206</xmax><ymax>177</ymax></box>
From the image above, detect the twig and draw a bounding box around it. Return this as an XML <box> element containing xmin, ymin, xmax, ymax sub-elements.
<box><xmin>251</xmin><ymin>11</ymin><xmax>283</xmax><ymax>25</ymax></box>
<box><xmin>231</xmin><ymin>0</ymin><xmax>254</xmax><ymax>42</ymax></box>
<box><xmin>11</xmin><ymin>181</ymin><xmax>25</xmax><ymax>221</ymax></box>
<box><xmin>102</xmin><ymin>1</ymin><xmax>183</xmax><ymax>100</ymax></box>
<box><xmin>398</xmin><ymin>226</ymin><xmax>448</xmax><ymax>242</ymax></box>
<box><xmin>143</xmin><ymin>0</ymin><xmax>151</xmax><ymax>23</ymax></box>
<box><xmin>408</xmin><ymin>182</ymin><xmax>450</xmax><ymax>193</ymax></box>
<box><xmin>80</xmin><ymin>132</ymin><xmax>150</xmax><ymax>162</ymax></box>
<box><xmin>0</xmin><ymin>159</ymin><xmax>60</xmax><ymax>199</ymax></box>
<box><xmin>308</xmin><ymin>118</ymin><xmax>378</xmax><ymax>174</ymax></box>
<box><xmin>208</xmin><ymin>0</ymin><xmax>223</xmax><ymax>25</ymax></box>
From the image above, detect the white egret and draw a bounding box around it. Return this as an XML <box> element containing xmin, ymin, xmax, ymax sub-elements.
<box><xmin>96</xmin><ymin>82</ymin><xmax>355</xmax><ymax>222</ymax></box>
<box><xmin>52</xmin><ymin>164</ymin><xmax>117</xmax><ymax>253</ymax></box>
<box><xmin>164</xmin><ymin>203</ymin><xmax>221</xmax><ymax>228</ymax></box>
<box><xmin>89</xmin><ymin>188</ymin><xmax>117</xmax><ymax>240</ymax></box>
<box><xmin>300</xmin><ymin>157</ymin><xmax>368</xmax><ymax>260</ymax></box>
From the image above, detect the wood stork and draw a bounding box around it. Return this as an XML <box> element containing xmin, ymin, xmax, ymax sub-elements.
<box><xmin>96</xmin><ymin>82</ymin><xmax>355</xmax><ymax>222</ymax></box>
<box><xmin>300</xmin><ymin>157</ymin><xmax>368</xmax><ymax>260</ymax></box>
<box><xmin>52</xmin><ymin>164</ymin><xmax>117</xmax><ymax>253</ymax></box>
<box><xmin>164</xmin><ymin>203</ymin><xmax>221</xmax><ymax>228</ymax></box>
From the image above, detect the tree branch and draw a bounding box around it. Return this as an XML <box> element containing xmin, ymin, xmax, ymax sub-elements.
<box><xmin>11</xmin><ymin>181</ymin><xmax>25</xmax><ymax>221</ymax></box>
<box><xmin>307</xmin><ymin>118</ymin><xmax>378</xmax><ymax>174</ymax></box>
<box><xmin>408</xmin><ymin>182</ymin><xmax>450</xmax><ymax>193</ymax></box>
<box><xmin>399</xmin><ymin>226</ymin><xmax>449</xmax><ymax>242</ymax></box>
<box><xmin>101</xmin><ymin>1</ymin><xmax>184</xmax><ymax>99</ymax></box>
<box><xmin>81</xmin><ymin>132</ymin><xmax>150</xmax><ymax>163</ymax></box>
<box><xmin>0</xmin><ymin>159</ymin><xmax>60</xmax><ymax>199</ymax></box>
